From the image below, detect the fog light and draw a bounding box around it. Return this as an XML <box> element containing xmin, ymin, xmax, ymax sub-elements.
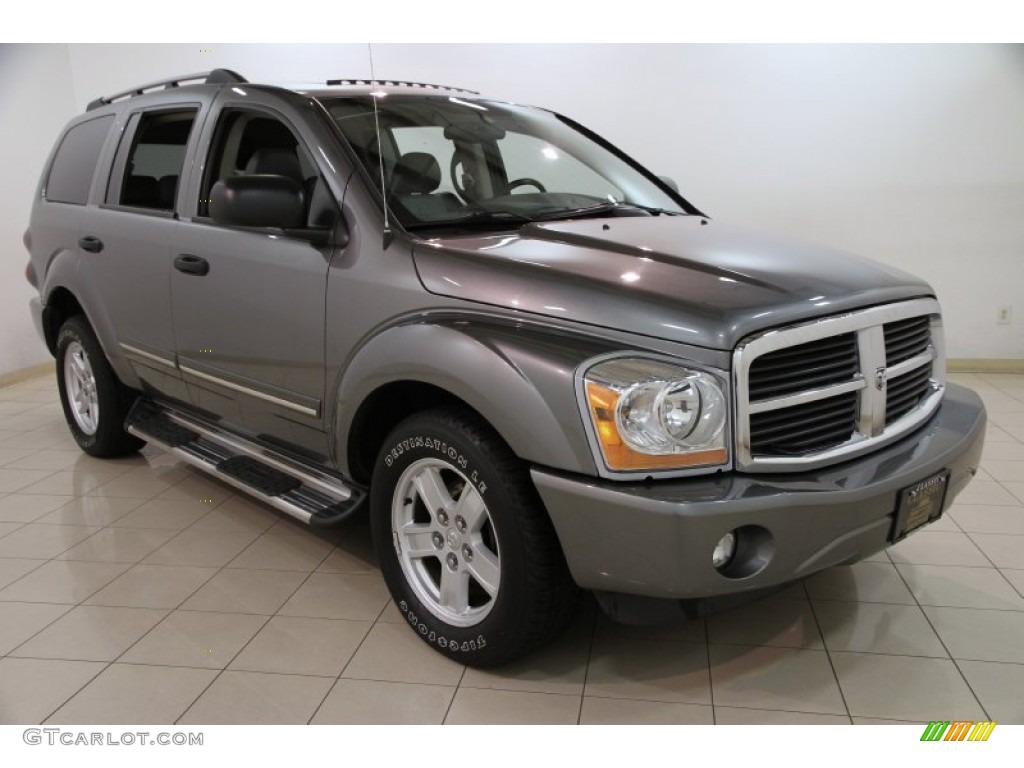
<box><xmin>712</xmin><ymin>531</ymin><xmax>737</xmax><ymax>570</ymax></box>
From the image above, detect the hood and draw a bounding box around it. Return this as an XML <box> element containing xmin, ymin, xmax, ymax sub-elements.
<box><xmin>411</xmin><ymin>216</ymin><xmax>933</xmax><ymax>351</ymax></box>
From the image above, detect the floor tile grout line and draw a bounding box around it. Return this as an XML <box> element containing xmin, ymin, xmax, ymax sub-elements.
<box><xmin>574</xmin><ymin>602</ymin><xmax>599</xmax><ymax>725</ymax></box>
<box><xmin>1003</xmin><ymin>571</ymin><xmax>1024</xmax><ymax>602</ymax></box>
<box><xmin>0</xmin><ymin>600</ymin><xmax>78</xmax><ymax>663</ymax></box>
<box><xmin>2</xmin><ymin>479</ymin><xmax>235</xmax><ymax>607</ymax></box>
<box><xmin>172</xmin><ymin>612</ymin><xmax>277</xmax><ymax>726</ymax></box>
<box><xmin>304</xmin><ymin>593</ymin><xmax>453</xmax><ymax>724</ymax></box>
<box><xmin>442</xmin><ymin>666</ymin><xmax>469</xmax><ymax>725</ymax></box>
<box><xmin>706</xmin><ymin>640</ymin><xmax>941</xmax><ymax>660</ymax></box>
<box><xmin>0</xmin><ymin>557</ymin><xmax>53</xmax><ymax>592</ymax></box>
<box><xmin>0</xmin><ymin>466</ymin><xmax>64</xmax><ymax>497</ymax></box>
<box><xmin>960</xmin><ymin>530</ymin><xmax>1010</xmax><ymax>572</ymax></box>
<box><xmin>804</xmin><ymin>591</ymin><xmax>854</xmax><ymax>723</ymax></box>
<box><xmin>889</xmin><ymin>560</ymin><xmax>1017</xmax><ymax>570</ymax></box>
<box><xmin>285</xmin><ymin>562</ymin><xmax>378</xmax><ymax>725</ymax></box>
<box><xmin>33</xmin><ymin>470</ymin><xmax>307</xmax><ymax>724</ymax></box>
<box><xmin>32</xmin><ymin>658</ymin><xmax>111</xmax><ymax>726</ymax></box>
<box><xmin>2</xmin><ymin>560</ymin><xmax>138</xmax><ymax>658</ymax></box>
<box><xmin>704</xmin><ymin>610</ymin><xmax>716</xmax><ymax>725</ymax></box>
<box><xmin>810</xmin><ymin>594</ymin><xmax>1024</xmax><ymax>613</ymax></box>
<box><xmin>0</xmin><ymin>519</ymin><xmax>30</xmax><ymax>543</ymax></box>
<box><xmin>889</xmin><ymin>560</ymin><xmax>992</xmax><ymax>721</ymax></box>
<box><xmin>32</xmin><ymin>552</ymin><xmax>202</xmax><ymax>723</ymax></box>
<box><xmin>128</xmin><ymin>479</ymin><xmax>339</xmax><ymax>726</ymax></box>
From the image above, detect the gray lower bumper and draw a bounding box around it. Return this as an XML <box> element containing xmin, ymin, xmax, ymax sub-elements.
<box><xmin>533</xmin><ymin>383</ymin><xmax>986</xmax><ymax>600</ymax></box>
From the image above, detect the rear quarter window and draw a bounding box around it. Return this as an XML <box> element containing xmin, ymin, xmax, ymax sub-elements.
<box><xmin>45</xmin><ymin>115</ymin><xmax>114</xmax><ymax>205</ymax></box>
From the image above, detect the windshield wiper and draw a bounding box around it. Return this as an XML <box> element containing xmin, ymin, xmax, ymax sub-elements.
<box><xmin>405</xmin><ymin>210</ymin><xmax>533</xmax><ymax>232</ymax></box>
<box><xmin>531</xmin><ymin>201</ymin><xmax>684</xmax><ymax>222</ymax></box>
<box><xmin>625</xmin><ymin>203</ymin><xmax>685</xmax><ymax>216</ymax></box>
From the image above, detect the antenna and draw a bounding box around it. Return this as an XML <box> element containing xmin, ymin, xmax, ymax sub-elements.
<box><xmin>367</xmin><ymin>44</ymin><xmax>392</xmax><ymax>245</ymax></box>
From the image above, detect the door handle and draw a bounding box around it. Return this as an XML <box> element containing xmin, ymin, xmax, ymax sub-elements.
<box><xmin>174</xmin><ymin>254</ymin><xmax>210</xmax><ymax>276</ymax></box>
<box><xmin>79</xmin><ymin>236</ymin><xmax>104</xmax><ymax>253</ymax></box>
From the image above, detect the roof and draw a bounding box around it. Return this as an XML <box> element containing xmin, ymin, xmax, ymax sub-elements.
<box><xmin>86</xmin><ymin>69</ymin><xmax>480</xmax><ymax>112</ymax></box>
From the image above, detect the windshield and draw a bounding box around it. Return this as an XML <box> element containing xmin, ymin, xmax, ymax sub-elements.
<box><xmin>324</xmin><ymin>94</ymin><xmax>692</xmax><ymax>234</ymax></box>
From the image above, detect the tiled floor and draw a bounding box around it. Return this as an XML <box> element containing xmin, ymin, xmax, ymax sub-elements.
<box><xmin>0</xmin><ymin>371</ymin><xmax>1022</xmax><ymax>725</ymax></box>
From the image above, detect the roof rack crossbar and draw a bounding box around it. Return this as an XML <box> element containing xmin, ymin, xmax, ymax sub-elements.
<box><xmin>86</xmin><ymin>69</ymin><xmax>247</xmax><ymax>111</ymax></box>
<box><xmin>325</xmin><ymin>79</ymin><xmax>479</xmax><ymax>95</ymax></box>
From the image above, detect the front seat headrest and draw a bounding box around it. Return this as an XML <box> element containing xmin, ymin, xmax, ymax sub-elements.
<box><xmin>391</xmin><ymin>152</ymin><xmax>441</xmax><ymax>195</ymax></box>
<box><xmin>245</xmin><ymin>148</ymin><xmax>303</xmax><ymax>183</ymax></box>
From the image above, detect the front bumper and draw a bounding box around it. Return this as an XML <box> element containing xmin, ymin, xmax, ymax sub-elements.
<box><xmin>533</xmin><ymin>383</ymin><xmax>986</xmax><ymax>601</ymax></box>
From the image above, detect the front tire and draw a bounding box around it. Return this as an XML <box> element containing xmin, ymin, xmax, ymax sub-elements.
<box><xmin>369</xmin><ymin>407</ymin><xmax>577</xmax><ymax>667</ymax></box>
<box><xmin>56</xmin><ymin>316</ymin><xmax>144</xmax><ymax>457</ymax></box>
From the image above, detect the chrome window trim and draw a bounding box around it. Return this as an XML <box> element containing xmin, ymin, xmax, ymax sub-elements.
<box><xmin>574</xmin><ymin>351</ymin><xmax>733</xmax><ymax>481</ymax></box>
<box><xmin>734</xmin><ymin>298</ymin><xmax>945</xmax><ymax>473</ymax></box>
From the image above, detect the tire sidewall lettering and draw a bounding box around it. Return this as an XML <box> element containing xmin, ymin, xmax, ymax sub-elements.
<box><xmin>383</xmin><ymin>435</ymin><xmax>485</xmax><ymax>495</ymax></box>
<box><xmin>394</xmin><ymin>597</ymin><xmax>489</xmax><ymax>654</ymax></box>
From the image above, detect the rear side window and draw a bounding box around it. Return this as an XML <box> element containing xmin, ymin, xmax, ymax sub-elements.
<box><xmin>118</xmin><ymin>109</ymin><xmax>197</xmax><ymax>211</ymax></box>
<box><xmin>45</xmin><ymin>116</ymin><xmax>114</xmax><ymax>205</ymax></box>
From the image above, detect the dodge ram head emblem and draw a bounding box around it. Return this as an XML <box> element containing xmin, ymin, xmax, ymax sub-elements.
<box><xmin>875</xmin><ymin>367</ymin><xmax>888</xmax><ymax>391</ymax></box>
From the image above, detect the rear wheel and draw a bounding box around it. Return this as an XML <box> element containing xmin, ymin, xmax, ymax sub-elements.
<box><xmin>56</xmin><ymin>316</ymin><xmax>144</xmax><ymax>457</ymax></box>
<box><xmin>369</xmin><ymin>407</ymin><xmax>577</xmax><ymax>667</ymax></box>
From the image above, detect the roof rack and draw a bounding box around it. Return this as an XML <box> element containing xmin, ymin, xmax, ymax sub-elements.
<box><xmin>86</xmin><ymin>69</ymin><xmax>248</xmax><ymax>111</ymax></box>
<box><xmin>325</xmin><ymin>79</ymin><xmax>479</xmax><ymax>95</ymax></box>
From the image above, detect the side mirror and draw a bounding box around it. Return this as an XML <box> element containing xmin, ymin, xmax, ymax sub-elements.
<box><xmin>658</xmin><ymin>175</ymin><xmax>680</xmax><ymax>193</ymax></box>
<box><xmin>210</xmin><ymin>175</ymin><xmax>305</xmax><ymax>229</ymax></box>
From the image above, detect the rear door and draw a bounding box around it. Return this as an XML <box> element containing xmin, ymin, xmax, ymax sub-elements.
<box><xmin>170</xmin><ymin>96</ymin><xmax>340</xmax><ymax>456</ymax></box>
<box><xmin>83</xmin><ymin>103</ymin><xmax>205</xmax><ymax>404</ymax></box>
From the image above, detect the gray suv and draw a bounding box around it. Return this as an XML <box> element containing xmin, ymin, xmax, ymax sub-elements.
<box><xmin>25</xmin><ymin>69</ymin><xmax>987</xmax><ymax>666</ymax></box>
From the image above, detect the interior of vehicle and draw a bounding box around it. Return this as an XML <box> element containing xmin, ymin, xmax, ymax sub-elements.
<box><xmin>199</xmin><ymin>111</ymin><xmax>338</xmax><ymax>229</ymax></box>
<box><xmin>327</xmin><ymin>94</ymin><xmax>687</xmax><ymax>233</ymax></box>
<box><xmin>119</xmin><ymin>111</ymin><xmax>195</xmax><ymax>211</ymax></box>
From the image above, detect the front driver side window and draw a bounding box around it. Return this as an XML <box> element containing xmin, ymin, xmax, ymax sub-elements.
<box><xmin>199</xmin><ymin>110</ymin><xmax>337</xmax><ymax>228</ymax></box>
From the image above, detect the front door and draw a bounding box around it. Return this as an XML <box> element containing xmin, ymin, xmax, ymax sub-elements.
<box><xmin>170</xmin><ymin>105</ymin><xmax>337</xmax><ymax>456</ymax></box>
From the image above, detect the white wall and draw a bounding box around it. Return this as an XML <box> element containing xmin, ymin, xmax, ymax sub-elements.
<box><xmin>4</xmin><ymin>44</ymin><xmax>1020</xmax><ymax>375</ymax></box>
<box><xmin>373</xmin><ymin>44</ymin><xmax>1024</xmax><ymax>361</ymax></box>
<box><xmin>0</xmin><ymin>44</ymin><xmax>78</xmax><ymax>376</ymax></box>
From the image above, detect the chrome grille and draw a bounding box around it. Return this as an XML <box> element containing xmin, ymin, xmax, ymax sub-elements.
<box><xmin>749</xmin><ymin>391</ymin><xmax>859</xmax><ymax>456</ymax></box>
<box><xmin>886</xmin><ymin>362</ymin><xmax>934</xmax><ymax>424</ymax></box>
<box><xmin>884</xmin><ymin>316</ymin><xmax>931</xmax><ymax>366</ymax></box>
<box><xmin>735</xmin><ymin>298</ymin><xmax>945</xmax><ymax>472</ymax></box>
<box><xmin>748</xmin><ymin>333</ymin><xmax>859</xmax><ymax>400</ymax></box>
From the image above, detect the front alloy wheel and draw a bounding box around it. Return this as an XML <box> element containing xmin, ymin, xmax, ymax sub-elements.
<box><xmin>392</xmin><ymin>457</ymin><xmax>501</xmax><ymax>627</ymax></box>
<box><xmin>370</xmin><ymin>407</ymin><xmax>577</xmax><ymax>667</ymax></box>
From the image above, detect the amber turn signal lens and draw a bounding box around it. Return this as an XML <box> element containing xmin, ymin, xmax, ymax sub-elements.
<box><xmin>585</xmin><ymin>381</ymin><xmax>727</xmax><ymax>471</ymax></box>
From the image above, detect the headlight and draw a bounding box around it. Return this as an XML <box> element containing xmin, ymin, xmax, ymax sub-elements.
<box><xmin>581</xmin><ymin>358</ymin><xmax>728</xmax><ymax>473</ymax></box>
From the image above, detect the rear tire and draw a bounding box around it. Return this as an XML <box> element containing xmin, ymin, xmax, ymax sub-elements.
<box><xmin>369</xmin><ymin>407</ymin><xmax>578</xmax><ymax>667</ymax></box>
<box><xmin>56</xmin><ymin>316</ymin><xmax>144</xmax><ymax>457</ymax></box>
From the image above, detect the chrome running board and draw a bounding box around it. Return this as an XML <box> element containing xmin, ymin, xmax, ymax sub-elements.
<box><xmin>125</xmin><ymin>400</ymin><xmax>363</xmax><ymax>527</ymax></box>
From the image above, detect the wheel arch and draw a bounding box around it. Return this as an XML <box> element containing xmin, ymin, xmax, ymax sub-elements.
<box><xmin>41</xmin><ymin>286</ymin><xmax>86</xmax><ymax>355</ymax></box>
<box><xmin>41</xmin><ymin>278</ymin><xmax>138</xmax><ymax>389</ymax></box>
<box><xmin>335</xmin><ymin>321</ymin><xmax>603</xmax><ymax>484</ymax></box>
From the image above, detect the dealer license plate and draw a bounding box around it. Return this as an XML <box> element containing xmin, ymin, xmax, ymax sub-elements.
<box><xmin>891</xmin><ymin>470</ymin><xmax>950</xmax><ymax>542</ymax></box>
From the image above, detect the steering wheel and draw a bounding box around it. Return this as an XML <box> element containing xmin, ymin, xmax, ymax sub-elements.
<box><xmin>506</xmin><ymin>177</ymin><xmax>547</xmax><ymax>194</ymax></box>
